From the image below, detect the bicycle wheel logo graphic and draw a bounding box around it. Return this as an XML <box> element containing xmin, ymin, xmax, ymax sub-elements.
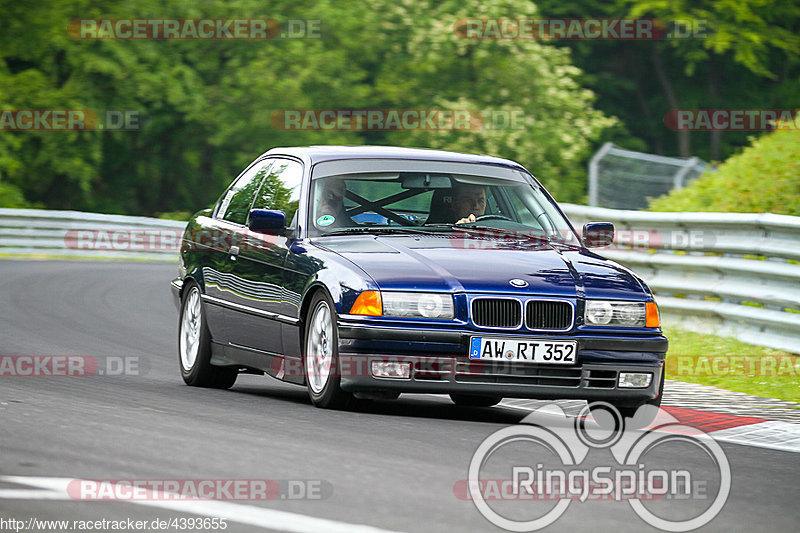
<box><xmin>467</xmin><ymin>403</ymin><xmax>730</xmax><ymax>532</ymax></box>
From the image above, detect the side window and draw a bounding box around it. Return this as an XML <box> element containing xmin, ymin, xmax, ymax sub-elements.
<box><xmin>218</xmin><ymin>160</ymin><xmax>274</xmax><ymax>225</ymax></box>
<box><xmin>485</xmin><ymin>188</ymin><xmax>502</xmax><ymax>217</ymax></box>
<box><xmin>251</xmin><ymin>158</ymin><xmax>303</xmax><ymax>226</ymax></box>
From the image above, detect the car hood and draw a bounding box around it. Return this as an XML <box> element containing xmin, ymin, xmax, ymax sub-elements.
<box><xmin>314</xmin><ymin>234</ymin><xmax>648</xmax><ymax>300</ymax></box>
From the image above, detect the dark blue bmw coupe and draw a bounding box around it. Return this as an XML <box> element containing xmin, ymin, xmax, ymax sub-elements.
<box><xmin>171</xmin><ymin>146</ymin><xmax>667</xmax><ymax>414</ymax></box>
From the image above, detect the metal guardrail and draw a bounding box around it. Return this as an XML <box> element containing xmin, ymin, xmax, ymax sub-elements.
<box><xmin>0</xmin><ymin>208</ymin><xmax>185</xmax><ymax>261</ymax></box>
<box><xmin>562</xmin><ymin>204</ymin><xmax>800</xmax><ymax>353</ymax></box>
<box><xmin>1</xmin><ymin>207</ymin><xmax>798</xmax><ymax>352</ymax></box>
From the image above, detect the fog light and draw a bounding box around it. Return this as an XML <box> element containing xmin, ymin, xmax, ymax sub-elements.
<box><xmin>371</xmin><ymin>361</ymin><xmax>411</xmax><ymax>379</ymax></box>
<box><xmin>618</xmin><ymin>372</ymin><xmax>652</xmax><ymax>388</ymax></box>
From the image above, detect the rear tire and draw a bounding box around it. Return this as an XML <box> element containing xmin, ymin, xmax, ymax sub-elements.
<box><xmin>450</xmin><ymin>393</ymin><xmax>503</xmax><ymax>407</ymax></box>
<box><xmin>178</xmin><ymin>282</ymin><xmax>237</xmax><ymax>389</ymax></box>
<box><xmin>304</xmin><ymin>291</ymin><xmax>353</xmax><ymax>409</ymax></box>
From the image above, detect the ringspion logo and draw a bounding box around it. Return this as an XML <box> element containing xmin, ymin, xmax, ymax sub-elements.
<box><xmin>465</xmin><ymin>403</ymin><xmax>730</xmax><ymax>531</ymax></box>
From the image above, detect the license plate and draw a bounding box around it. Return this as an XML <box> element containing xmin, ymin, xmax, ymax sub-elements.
<box><xmin>468</xmin><ymin>337</ymin><xmax>576</xmax><ymax>364</ymax></box>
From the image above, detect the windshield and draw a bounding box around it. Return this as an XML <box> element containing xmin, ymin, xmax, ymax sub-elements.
<box><xmin>307</xmin><ymin>165</ymin><xmax>578</xmax><ymax>243</ymax></box>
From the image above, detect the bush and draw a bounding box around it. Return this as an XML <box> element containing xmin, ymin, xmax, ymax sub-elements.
<box><xmin>648</xmin><ymin>128</ymin><xmax>800</xmax><ymax>216</ymax></box>
<box><xmin>0</xmin><ymin>181</ymin><xmax>32</xmax><ymax>208</ymax></box>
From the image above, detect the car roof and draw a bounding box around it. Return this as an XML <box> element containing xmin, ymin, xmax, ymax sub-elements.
<box><xmin>262</xmin><ymin>145</ymin><xmax>528</xmax><ymax>171</ymax></box>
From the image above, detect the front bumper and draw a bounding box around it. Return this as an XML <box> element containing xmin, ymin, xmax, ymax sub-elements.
<box><xmin>337</xmin><ymin>319</ymin><xmax>667</xmax><ymax>405</ymax></box>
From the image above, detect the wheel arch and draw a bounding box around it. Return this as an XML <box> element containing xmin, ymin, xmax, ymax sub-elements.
<box><xmin>298</xmin><ymin>282</ymin><xmax>334</xmax><ymax>355</ymax></box>
<box><xmin>180</xmin><ymin>275</ymin><xmax>201</xmax><ymax>298</ymax></box>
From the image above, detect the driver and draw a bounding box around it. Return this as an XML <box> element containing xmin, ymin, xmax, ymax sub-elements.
<box><xmin>452</xmin><ymin>183</ymin><xmax>487</xmax><ymax>224</ymax></box>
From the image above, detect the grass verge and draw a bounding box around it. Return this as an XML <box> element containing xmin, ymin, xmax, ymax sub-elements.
<box><xmin>663</xmin><ymin>326</ymin><xmax>800</xmax><ymax>404</ymax></box>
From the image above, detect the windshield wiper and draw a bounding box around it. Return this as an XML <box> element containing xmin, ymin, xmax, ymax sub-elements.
<box><xmin>424</xmin><ymin>223</ymin><xmax>553</xmax><ymax>243</ymax></box>
<box><xmin>319</xmin><ymin>226</ymin><xmax>437</xmax><ymax>236</ymax></box>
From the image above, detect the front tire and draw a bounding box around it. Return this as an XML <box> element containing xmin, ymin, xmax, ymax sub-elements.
<box><xmin>178</xmin><ymin>282</ymin><xmax>237</xmax><ymax>389</ymax></box>
<box><xmin>304</xmin><ymin>291</ymin><xmax>353</xmax><ymax>409</ymax></box>
<box><xmin>450</xmin><ymin>393</ymin><xmax>503</xmax><ymax>407</ymax></box>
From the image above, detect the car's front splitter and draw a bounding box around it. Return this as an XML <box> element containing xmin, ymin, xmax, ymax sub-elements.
<box><xmin>337</xmin><ymin>354</ymin><xmax>663</xmax><ymax>405</ymax></box>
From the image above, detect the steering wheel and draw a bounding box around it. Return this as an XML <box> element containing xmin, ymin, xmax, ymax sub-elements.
<box><xmin>475</xmin><ymin>214</ymin><xmax>513</xmax><ymax>222</ymax></box>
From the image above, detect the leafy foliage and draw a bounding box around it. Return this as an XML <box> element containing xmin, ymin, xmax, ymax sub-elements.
<box><xmin>536</xmin><ymin>0</ymin><xmax>800</xmax><ymax>161</ymax></box>
<box><xmin>0</xmin><ymin>181</ymin><xmax>33</xmax><ymax>208</ymax></box>
<box><xmin>0</xmin><ymin>0</ymin><xmax>616</xmax><ymax>214</ymax></box>
<box><xmin>2</xmin><ymin>0</ymin><xmax>798</xmax><ymax>214</ymax></box>
<box><xmin>648</xmin><ymin>128</ymin><xmax>800</xmax><ymax>215</ymax></box>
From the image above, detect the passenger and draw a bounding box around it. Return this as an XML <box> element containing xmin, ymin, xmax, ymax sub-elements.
<box><xmin>315</xmin><ymin>178</ymin><xmax>350</xmax><ymax>228</ymax></box>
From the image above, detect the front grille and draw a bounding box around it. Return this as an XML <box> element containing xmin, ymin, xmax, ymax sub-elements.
<box><xmin>472</xmin><ymin>298</ymin><xmax>522</xmax><ymax>328</ymax></box>
<box><xmin>453</xmin><ymin>364</ymin><xmax>619</xmax><ymax>389</ymax></box>
<box><xmin>455</xmin><ymin>361</ymin><xmax>581</xmax><ymax>387</ymax></box>
<box><xmin>412</xmin><ymin>360</ymin><xmax>453</xmax><ymax>381</ymax></box>
<box><xmin>526</xmin><ymin>300</ymin><xmax>573</xmax><ymax>330</ymax></box>
<box><xmin>586</xmin><ymin>369</ymin><xmax>617</xmax><ymax>388</ymax></box>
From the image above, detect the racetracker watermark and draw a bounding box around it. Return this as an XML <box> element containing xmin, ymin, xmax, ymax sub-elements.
<box><xmin>666</xmin><ymin>355</ymin><xmax>799</xmax><ymax>378</ymax></box>
<box><xmin>274</xmin><ymin>356</ymin><xmax>661</xmax><ymax>381</ymax></box>
<box><xmin>454</xmin><ymin>18</ymin><xmax>712</xmax><ymax>40</ymax></box>
<box><xmin>68</xmin><ymin>19</ymin><xmax>320</xmax><ymax>40</ymax></box>
<box><xmin>0</xmin><ymin>356</ymin><xmax>145</xmax><ymax>377</ymax></box>
<box><xmin>454</xmin><ymin>475</ymin><xmax>682</xmax><ymax>502</ymax></box>
<box><xmin>664</xmin><ymin>109</ymin><xmax>799</xmax><ymax>131</ymax></box>
<box><xmin>67</xmin><ymin>479</ymin><xmax>331</xmax><ymax>501</ymax></box>
<box><xmin>65</xmin><ymin>228</ymin><xmax>183</xmax><ymax>251</ymax></box>
<box><xmin>0</xmin><ymin>109</ymin><xmax>142</xmax><ymax>131</ymax></box>
<box><xmin>63</xmin><ymin>228</ymin><xmax>286</xmax><ymax>252</ymax></box>
<box><xmin>63</xmin><ymin>227</ymin><xmax>716</xmax><ymax>253</ymax></box>
<box><xmin>464</xmin><ymin>403</ymin><xmax>730</xmax><ymax>531</ymax></box>
<box><xmin>2</xmin><ymin>517</ymin><xmax>227</xmax><ymax>532</ymax></box>
<box><xmin>439</xmin><ymin>228</ymin><xmax>716</xmax><ymax>251</ymax></box>
<box><xmin>271</xmin><ymin>109</ymin><xmax>525</xmax><ymax>131</ymax></box>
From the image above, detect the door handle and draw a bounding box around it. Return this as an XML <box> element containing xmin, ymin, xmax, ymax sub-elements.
<box><xmin>229</xmin><ymin>245</ymin><xmax>240</xmax><ymax>261</ymax></box>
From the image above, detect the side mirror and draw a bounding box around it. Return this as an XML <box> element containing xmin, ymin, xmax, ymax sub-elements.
<box><xmin>582</xmin><ymin>222</ymin><xmax>614</xmax><ymax>248</ymax></box>
<box><xmin>248</xmin><ymin>209</ymin><xmax>286</xmax><ymax>234</ymax></box>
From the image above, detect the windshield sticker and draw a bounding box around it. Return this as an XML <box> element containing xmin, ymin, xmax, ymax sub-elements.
<box><xmin>317</xmin><ymin>215</ymin><xmax>335</xmax><ymax>227</ymax></box>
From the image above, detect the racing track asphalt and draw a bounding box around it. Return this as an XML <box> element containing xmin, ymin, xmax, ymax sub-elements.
<box><xmin>0</xmin><ymin>259</ymin><xmax>797</xmax><ymax>532</ymax></box>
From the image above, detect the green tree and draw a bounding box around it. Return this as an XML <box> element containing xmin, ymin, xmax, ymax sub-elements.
<box><xmin>627</xmin><ymin>0</ymin><xmax>800</xmax><ymax>160</ymax></box>
<box><xmin>536</xmin><ymin>0</ymin><xmax>800</xmax><ymax>163</ymax></box>
<box><xmin>368</xmin><ymin>0</ymin><xmax>617</xmax><ymax>201</ymax></box>
<box><xmin>0</xmin><ymin>0</ymin><xmax>616</xmax><ymax>212</ymax></box>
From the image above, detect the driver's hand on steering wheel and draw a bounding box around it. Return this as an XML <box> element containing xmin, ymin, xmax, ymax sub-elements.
<box><xmin>456</xmin><ymin>213</ymin><xmax>477</xmax><ymax>224</ymax></box>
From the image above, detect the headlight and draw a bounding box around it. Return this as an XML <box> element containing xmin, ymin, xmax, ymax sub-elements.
<box><xmin>585</xmin><ymin>300</ymin><xmax>659</xmax><ymax>327</ymax></box>
<box><xmin>351</xmin><ymin>291</ymin><xmax>454</xmax><ymax>319</ymax></box>
<box><xmin>383</xmin><ymin>292</ymin><xmax>454</xmax><ymax>319</ymax></box>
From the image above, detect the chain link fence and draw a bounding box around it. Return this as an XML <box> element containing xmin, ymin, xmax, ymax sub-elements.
<box><xmin>589</xmin><ymin>142</ymin><xmax>708</xmax><ymax>209</ymax></box>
